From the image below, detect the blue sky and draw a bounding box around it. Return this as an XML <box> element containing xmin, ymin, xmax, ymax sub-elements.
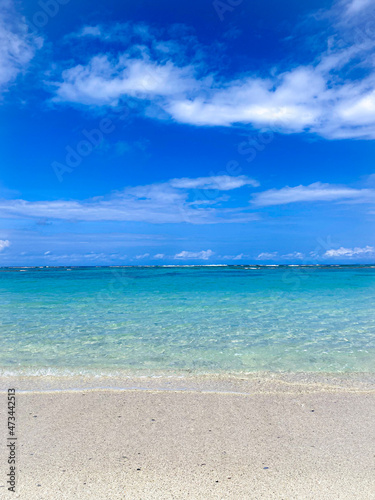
<box><xmin>0</xmin><ymin>0</ymin><xmax>375</xmax><ymax>265</ymax></box>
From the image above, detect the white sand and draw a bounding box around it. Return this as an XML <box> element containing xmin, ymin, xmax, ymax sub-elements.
<box><xmin>1</xmin><ymin>375</ymin><xmax>374</xmax><ymax>499</ymax></box>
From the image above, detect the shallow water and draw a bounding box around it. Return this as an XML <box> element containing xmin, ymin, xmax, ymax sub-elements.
<box><xmin>0</xmin><ymin>265</ymin><xmax>374</xmax><ymax>375</ymax></box>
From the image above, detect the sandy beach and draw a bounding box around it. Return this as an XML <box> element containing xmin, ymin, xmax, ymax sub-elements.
<box><xmin>1</xmin><ymin>375</ymin><xmax>374</xmax><ymax>499</ymax></box>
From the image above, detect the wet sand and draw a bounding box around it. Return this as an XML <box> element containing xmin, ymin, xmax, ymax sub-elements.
<box><xmin>1</xmin><ymin>374</ymin><xmax>374</xmax><ymax>499</ymax></box>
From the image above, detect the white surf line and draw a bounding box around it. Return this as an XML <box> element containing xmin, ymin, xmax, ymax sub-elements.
<box><xmin>1</xmin><ymin>385</ymin><xmax>375</xmax><ymax>396</ymax></box>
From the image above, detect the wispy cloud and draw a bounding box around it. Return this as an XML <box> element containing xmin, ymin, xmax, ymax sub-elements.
<box><xmin>282</xmin><ymin>251</ymin><xmax>305</xmax><ymax>260</ymax></box>
<box><xmin>221</xmin><ymin>253</ymin><xmax>246</xmax><ymax>260</ymax></box>
<box><xmin>66</xmin><ymin>22</ymin><xmax>156</xmax><ymax>43</ymax></box>
<box><xmin>135</xmin><ymin>253</ymin><xmax>150</xmax><ymax>259</ymax></box>
<box><xmin>42</xmin><ymin>252</ymin><xmax>129</xmax><ymax>263</ymax></box>
<box><xmin>170</xmin><ymin>175</ymin><xmax>259</xmax><ymax>190</ymax></box>
<box><xmin>0</xmin><ymin>0</ymin><xmax>42</xmax><ymax>94</ymax></box>
<box><xmin>79</xmin><ymin>26</ymin><xmax>102</xmax><ymax>37</ymax></box>
<box><xmin>252</xmin><ymin>182</ymin><xmax>375</xmax><ymax>207</ymax></box>
<box><xmin>153</xmin><ymin>253</ymin><xmax>165</xmax><ymax>259</ymax></box>
<box><xmin>256</xmin><ymin>252</ymin><xmax>278</xmax><ymax>260</ymax></box>
<box><xmin>324</xmin><ymin>245</ymin><xmax>374</xmax><ymax>257</ymax></box>
<box><xmin>343</xmin><ymin>0</ymin><xmax>373</xmax><ymax>15</ymax></box>
<box><xmin>0</xmin><ymin>175</ymin><xmax>258</xmax><ymax>224</ymax></box>
<box><xmin>256</xmin><ymin>251</ymin><xmax>306</xmax><ymax>261</ymax></box>
<box><xmin>174</xmin><ymin>249</ymin><xmax>214</xmax><ymax>260</ymax></box>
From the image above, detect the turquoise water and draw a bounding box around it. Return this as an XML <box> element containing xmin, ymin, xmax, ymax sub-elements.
<box><xmin>0</xmin><ymin>265</ymin><xmax>375</xmax><ymax>375</ymax></box>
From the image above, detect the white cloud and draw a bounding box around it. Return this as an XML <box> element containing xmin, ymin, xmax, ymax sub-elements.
<box><xmin>80</xmin><ymin>26</ymin><xmax>102</xmax><ymax>37</ymax></box>
<box><xmin>252</xmin><ymin>182</ymin><xmax>374</xmax><ymax>206</ymax></box>
<box><xmin>135</xmin><ymin>253</ymin><xmax>150</xmax><ymax>259</ymax></box>
<box><xmin>0</xmin><ymin>175</ymin><xmax>257</xmax><ymax>225</ymax></box>
<box><xmin>281</xmin><ymin>251</ymin><xmax>305</xmax><ymax>260</ymax></box>
<box><xmin>52</xmin><ymin>54</ymin><xmax>200</xmax><ymax>107</ymax></box>
<box><xmin>257</xmin><ymin>250</ymin><xmax>306</xmax><ymax>260</ymax></box>
<box><xmin>0</xmin><ymin>239</ymin><xmax>10</xmax><ymax>251</ymax></box>
<box><xmin>170</xmin><ymin>175</ymin><xmax>259</xmax><ymax>190</ymax></box>
<box><xmin>41</xmin><ymin>252</ymin><xmax>129</xmax><ymax>263</ymax></box>
<box><xmin>67</xmin><ymin>22</ymin><xmax>155</xmax><ymax>43</ymax></box>
<box><xmin>153</xmin><ymin>253</ymin><xmax>165</xmax><ymax>259</ymax></box>
<box><xmin>167</xmin><ymin>67</ymin><xmax>325</xmax><ymax>130</ymax></box>
<box><xmin>0</xmin><ymin>1</ymin><xmax>42</xmax><ymax>93</ymax></box>
<box><xmin>344</xmin><ymin>0</ymin><xmax>373</xmax><ymax>15</ymax></box>
<box><xmin>174</xmin><ymin>249</ymin><xmax>214</xmax><ymax>260</ymax></box>
<box><xmin>49</xmin><ymin>0</ymin><xmax>375</xmax><ymax>140</ymax></box>
<box><xmin>221</xmin><ymin>253</ymin><xmax>248</xmax><ymax>260</ymax></box>
<box><xmin>324</xmin><ymin>245</ymin><xmax>374</xmax><ymax>257</ymax></box>
<box><xmin>83</xmin><ymin>252</ymin><xmax>107</xmax><ymax>260</ymax></box>
<box><xmin>256</xmin><ymin>252</ymin><xmax>278</xmax><ymax>260</ymax></box>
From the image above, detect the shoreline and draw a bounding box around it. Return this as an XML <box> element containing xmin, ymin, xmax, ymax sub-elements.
<box><xmin>1</xmin><ymin>370</ymin><xmax>375</xmax><ymax>393</ymax></box>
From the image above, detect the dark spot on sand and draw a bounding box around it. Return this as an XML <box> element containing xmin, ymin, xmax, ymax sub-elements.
<box><xmin>136</xmin><ymin>468</ymin><xmax>141</xmax><ymax>471</ymax></box>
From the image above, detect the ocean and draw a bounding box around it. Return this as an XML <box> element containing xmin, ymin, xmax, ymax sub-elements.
<box><xmin>1</xmin><ymin>265</ymin><xmax>374</xmax><ymax>376</ymax></box>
